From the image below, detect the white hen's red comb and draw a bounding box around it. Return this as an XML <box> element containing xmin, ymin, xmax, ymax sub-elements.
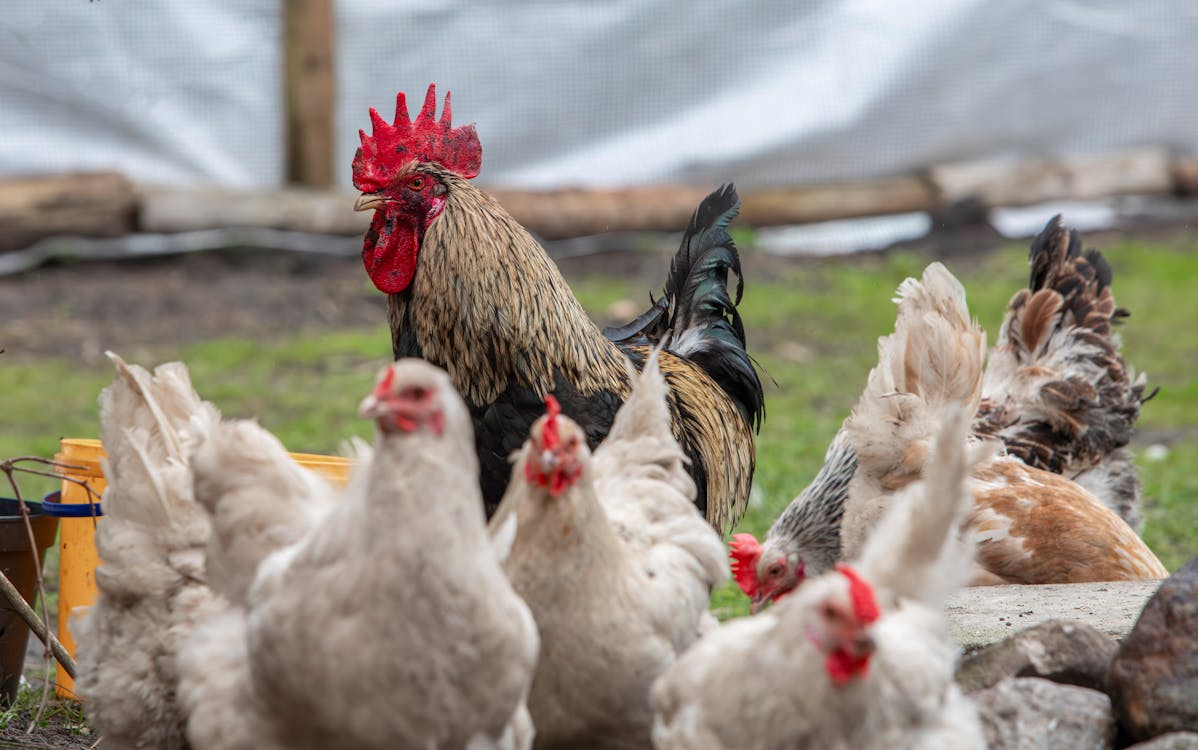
<box><xmin>834</xmin><ymin>564</ymin><xmax>880</xmax><ymax>624</ymax></box>
<box><xmin>729</xmin><ymin>533</ymin><xmax>763</xmax><ymax>599</ymax></box>
<box><xmin>542</xmin><ymin>395</ymin><xmax>562</xmax><ymax>450</ymax></box>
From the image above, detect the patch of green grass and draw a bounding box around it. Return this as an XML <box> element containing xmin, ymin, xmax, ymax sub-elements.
<box><xmin>0</xmin><ymin>684</ymin><xmax>89</xmax><ymax>735</ymax></box>
<box><xmin>0</xmin><ymin>326</ymin><xmax>393</xmax><ymax>504</ymax></box>
<box><xmin>1139</xmin><ymin>441</ymin><xmax>1198</xmax><ymax>570</ymax></box>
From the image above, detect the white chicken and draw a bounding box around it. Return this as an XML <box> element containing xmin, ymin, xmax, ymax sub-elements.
<box><xmin>732</xmin><ymin>262</ymin><xmax>1167</xmax><ymax>610</ymax></box>
<box><xmin>181</xmin><ymin>359</ymin><xmax>541</xmax><ymax>750</ymax></box>
<box><xmin>73</xmin><ymin>353</ymin><xmax>221</xmax><ymax>750</ymax></box>
<box><xmin>651</xmin><ymin>405</ymin><xmax>988</xmax><ymax>750</ymax></box>
<box><xmin>176</xmin><ymin>416</ymin><xmax>349</xmax><ymax>750</ymax></box>
<box><xmin>490</xmin><ymin>351</ymin><xmax>727</xmax><ymax>749</ymax></box>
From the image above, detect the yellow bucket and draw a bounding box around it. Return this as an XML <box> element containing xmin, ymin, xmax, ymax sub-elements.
<box><xmin>50</xmin><ymin>438</ymin><xmax>352</xmax><ymax>698</ymax></box>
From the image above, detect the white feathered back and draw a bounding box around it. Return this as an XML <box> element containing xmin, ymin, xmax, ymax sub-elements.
<box><xmin>75</xmin><ymin>352</ymin><xmax>221</xmax><ymax>750</ymax></box>
<box><xmin>93</xmin><ymin>351</ymin><xmax>219</xmax><ymax>597</ymax></box>
<box><xmin>593</xmin><ymin>351</ymin><xmax>728</xmax><ymax>592</ymax></box>
<box><xmin>847</xmin><ymin>263</ymin><xmax>986</xmax><ymax>486</ymax></box>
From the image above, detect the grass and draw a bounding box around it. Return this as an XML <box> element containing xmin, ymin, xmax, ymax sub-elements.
<box><xmin>1</xmin><ymin>234</ymin><xmax>1195</xmax><ymax>631</ymax></box>
<box><xmin>0</xmin><ymin>684</ymin><xmax>89</xmax><ymax>740</ymax></box>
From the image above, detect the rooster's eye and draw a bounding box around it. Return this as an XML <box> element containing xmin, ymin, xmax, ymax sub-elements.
<box><xmin>408</xmin><ymin>176</ymin><xmax>425</xmax><ymax>191</ymax></box>
<box><xmin>767</xmin><ymin>564</ymin><xmax>783</xmax><ymax>578</ymax></box>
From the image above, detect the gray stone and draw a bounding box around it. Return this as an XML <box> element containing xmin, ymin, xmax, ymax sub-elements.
<box><xmin>973</xmin><ymin>677</ymin><xmax>1115</xmax><ymax>750</ymax></box>
<box><xmin>1126</xmin><ymin>733</ymin><xmax>1198</xmax><ymax>750</ymax></box>
<box><xmin>956</xmin><ymin>619</ymin><xmax>1118</xmax><ymax>693</ymax></box>
<box><xmin>1108</xmin><ymin>556</ymin><xmax>1198</xmax><ymax>742</ymax></box>
<box><xmin>946</xmin><ymin>581</ymin><xmax>1162</xmax><ymax>651</ymax></box>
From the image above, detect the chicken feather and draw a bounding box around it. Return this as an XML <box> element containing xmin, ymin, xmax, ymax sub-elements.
<box><xmin>975</xmin><ymin>216</ymin><xmax>1155</xmax><ymax>530</ymax></box>
<box><xmin>74</xmin><ymin>352</ymin><xmax>221</xmax><ymax>750</ymax></box>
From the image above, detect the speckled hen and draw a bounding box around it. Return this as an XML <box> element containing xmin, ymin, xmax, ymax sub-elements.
<box><xmin>731</xmin><ymin>261</ymin><xmax>1167</xmax><ymax>611</ymax></box>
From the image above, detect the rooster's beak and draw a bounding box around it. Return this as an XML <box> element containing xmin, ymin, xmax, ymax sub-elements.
<box><xmin>354</xmin><ymin>193</ymin><xmax>387</xmax><ymax>212</ymax></box>
<box><xmin>538</xmin><ymin>450</ymin><xmax>559</xmax><ymax>474</ymax></box>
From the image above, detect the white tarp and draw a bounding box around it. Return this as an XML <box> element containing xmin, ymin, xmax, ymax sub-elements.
<box><xmin>4</xmin><ymin>1</ymin><xmax>1198</xmax><ymax>191</ymax></box>
<box><xmin>0</xmin><ymin>2</ymin><xmax>282</xmax><ymax>186</ymax></box>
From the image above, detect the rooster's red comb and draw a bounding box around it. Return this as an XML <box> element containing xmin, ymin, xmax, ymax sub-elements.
<box><xmin>729</xmin><ymin>533</ymin><xmax>763</xmax><ymax>599</ymax></box>
<box><xmin>352</xmin><ymin>84</ymin><xmax>482</xmax><ymax>193</ymax></box>
<box><xmin>834</xmin><ymin>564</ymin><xmax>880</xmax><ymax>624</ymax></box>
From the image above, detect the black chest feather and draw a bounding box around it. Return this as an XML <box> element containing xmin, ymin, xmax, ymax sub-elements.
<box><xmin>389</xmin><ymin>299</ymin><xmax>709</xmax><ymax>519</ymax></box>
<box><xmin>474</xmin><ymin>372</ymin><xmax>624</xmax><ymax>515</ymax></box>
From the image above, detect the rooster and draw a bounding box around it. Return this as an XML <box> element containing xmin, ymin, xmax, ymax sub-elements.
<box><xmin>974</xmin><ymin>215</ymin><xmax>1155</xmax><ymax>531</ymax></box>
<box><xmin>732</xmin><ymin>262</ymin><xmax>1167</xmax><ymax>610</ymax></box>
<box><xmin>651</xmin><ymin>406</ymin><xmax>988</xmax><ymax>750</ymax></box>
<box><xmin>490</xmin><ymin>352</ymin><xmax>727</xmax><ymax>749</ymax></box>
<box><xmin>351</xmin><ymin>85</ymin><xmax>764</xmax><ymax>532</ymax></box>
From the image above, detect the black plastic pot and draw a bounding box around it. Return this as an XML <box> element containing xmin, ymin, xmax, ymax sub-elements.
<box><xmin>0</xmin><ymin>499</ymin><xmax>59</xmax><ymax>706</ymax></box>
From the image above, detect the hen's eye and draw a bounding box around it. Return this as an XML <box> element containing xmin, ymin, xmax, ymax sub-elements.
<box><xmin>408</xmin><ymin>176</ymin><xmax>425</xmax><ymax>190</ymax></box>
<box><xmin>767</xmin><ymin>564</ymin><xmax>784</xmax><ymax>578</ymax></box>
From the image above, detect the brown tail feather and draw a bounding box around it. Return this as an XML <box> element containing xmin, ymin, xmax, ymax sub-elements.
<box><xmin>976</xmin><ymin>215</ymin><xmax>1150</xmax><ymax>531</ymax></box>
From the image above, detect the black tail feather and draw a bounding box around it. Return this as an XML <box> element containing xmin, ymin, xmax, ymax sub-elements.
<box><xmin>605</xmin><ymin>184</ymin><xmax>764</xmax><ymax>432</ymax></box>
<box><xmin>667</xmin><ymin>184</ymin><xmax>764</xmax><ymax>431</ymax></box>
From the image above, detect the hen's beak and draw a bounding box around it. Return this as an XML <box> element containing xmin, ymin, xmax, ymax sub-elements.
<box><xmin>849</xmin><ymin>630</ymin><xmax>876</xmax><ymax>659</ymax></box>
<box><xmin>749</xmin><ymin>595</ymin><xmax>767</xmax><ymax>615</ymax></box>
<box><xmin>358</xmin><ymin>393</ymin><xmax>381</xmax><ymax>419</ymax></box>
<box><xmin>354</xmin><ymin>193</ymin><xmax>387</xmax><ymax>212</ymax></box>
<box><xmin>539</xmin><ymin>450</ymin><xmax>559</xmax><ymax>474</ymax></box>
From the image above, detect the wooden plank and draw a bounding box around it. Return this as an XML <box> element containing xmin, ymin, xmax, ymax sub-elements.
<box><xmin>738</xmin><ymin>177</ymin><xmax>937</xmax><ymax>226</ymax></box>
<box><xmin>140</xmin><ymin>184</ymin><xmax>717</xmax><ymax>240</ymax></box>
<box><xmin>136</xmin><ymin>148</ymin><xmax>1190</xmax><ymax>242</ymax></box>
<box><xmin>0</xmin><ymin>172</ymin><xmax>137</xmax><ymax>252</ymax></box>
<box><xmin>930</xmin><ymin>148</ymin><xmax>1173</xmax><ymax>208</ymax></box>
<box><xmin>486</xmin><ymin>185</ymin><xmax>713</xmax><ymax>240</ymax></box>
<box><xmin>139</xmin><ymin>181</ymin><xmax>939</xmax><ymax>240</ymax></box>
<box><xmin>283</xmin><ymin>0</ymin><xmax>336</xmax><ymax>187</ymax></box>
<box><xmin>139</xmin><ymin>185</ymin><xmax>366</xmax><ymax>236</ymax></box>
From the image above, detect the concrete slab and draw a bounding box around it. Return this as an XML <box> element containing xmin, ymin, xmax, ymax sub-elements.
<box><xmin>946</xmin><ymin>581</ymin><xmax>1164</xmax><ymax>651</ymax></box>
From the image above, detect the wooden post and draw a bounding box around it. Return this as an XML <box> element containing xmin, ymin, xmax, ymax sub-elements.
<box><xmin>0</xmin><ymin>172</ymin><xmax>137</xmax><ymax>252</ymax></box>
<box><xmin>283</xmin><ymin>0</ymin><xmax>336</xmax><ymax>187</ymax></box>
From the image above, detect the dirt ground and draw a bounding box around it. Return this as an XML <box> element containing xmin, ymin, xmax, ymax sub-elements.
<box><xmin>0</xmin><ymin>225</ymin><xmax>1001</xmax><ymax>364</ymax></box>
<box><xmin>0</xmin><ymin>712</ymin><xmax>90</xmax><ymax>750</ymax></box>
<box><xmin>0</xmin><ymin>249</ymin><xmax>386</xmax><ymax>362</ymax></box>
